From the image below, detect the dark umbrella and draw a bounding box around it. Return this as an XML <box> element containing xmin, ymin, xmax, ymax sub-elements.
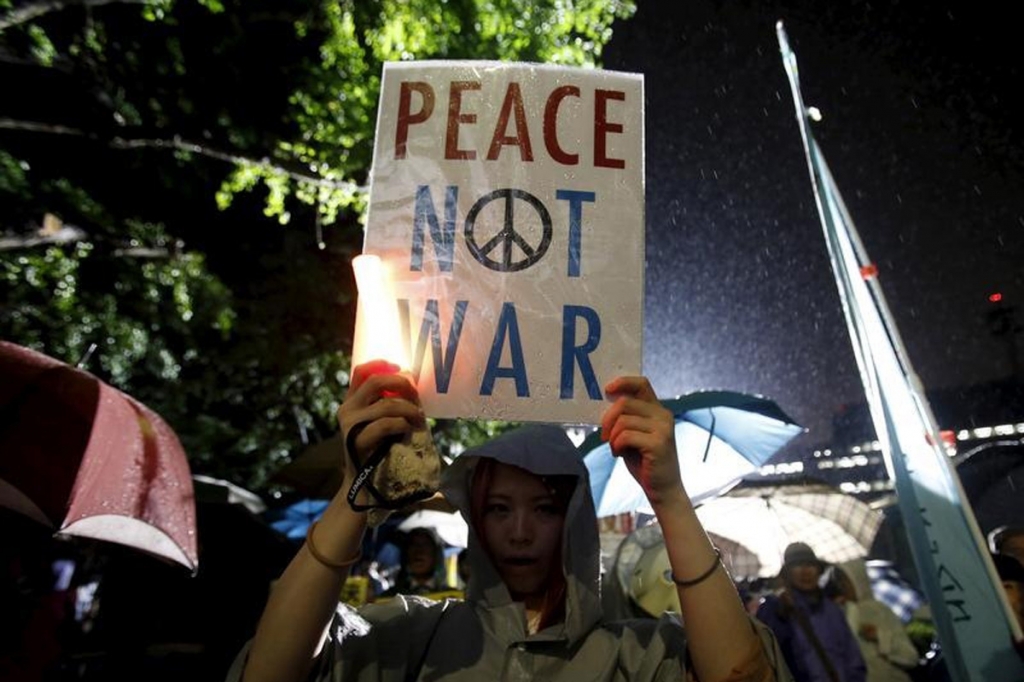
<box><xmin>953</xmin><ymin>439</ymin><xmax>1024</xmax><ymax>536</ymax></box>
<box><xmin>0</xmin><ymin>341</ymin><xmax>198</xmax><ymax>572</ymax></box>
<box><xmin>271</xmin><ymin>433</ymin><xmax>457</xmax><ymax>514</ymax></box>
<box><xmin>71</xmin><ymin>476</ymin><xmax>298</xmax><ymax>679</ymax></box>
<box><xmin>580</xmin><ymin>391</ymin><xmax>804</xmax><ymax>517</ymax></box>
<box><xmin>271</xmin><ymin>433</ymin><xmax>345</xmax><ymax>499</ymax></box>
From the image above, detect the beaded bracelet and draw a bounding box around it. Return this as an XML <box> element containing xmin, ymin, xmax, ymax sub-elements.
<box><xmin>670</xmin><ymin>548</ymin><xmax>722</xmax><ymax>588</ymax></box>
<box><xmin>305</xmin><ymin>520</ymin><xmax>362</xmax><ymax>570</ymax></box>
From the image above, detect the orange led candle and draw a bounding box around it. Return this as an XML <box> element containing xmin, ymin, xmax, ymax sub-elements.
<box><xmin>351</xmin><ymin>254</ymin><xmax>410</xmax><ymax>371</ymax></box>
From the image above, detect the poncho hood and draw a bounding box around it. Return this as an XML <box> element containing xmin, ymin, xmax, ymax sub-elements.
<box><xmin>441</xmin><ymin>424</ymin><xmax>603</xmax><ymax>646</ymax></box>
<box><xmin>839</xmin><ymin>558</ymin><xmax>874</xmax><ymax>602</ymax></box>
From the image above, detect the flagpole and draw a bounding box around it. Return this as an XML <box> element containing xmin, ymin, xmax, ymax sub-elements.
<box><xmin>777</xmin><ymin>21</ymin><xmax>1024</xmax><ymax>681</ymax></box>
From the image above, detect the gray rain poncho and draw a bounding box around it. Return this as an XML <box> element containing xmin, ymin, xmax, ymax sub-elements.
<box><xmin>231</xmin><ymin>425</ymin><xmax>790</xmax><ymax>682</ymax></box>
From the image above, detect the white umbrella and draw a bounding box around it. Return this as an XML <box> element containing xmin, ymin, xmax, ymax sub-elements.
<box><xmin>396</xmin><ymin>509</ymin><xmax>468</xmax><ymax>548</ymax></box>
<box><xmin>695</xmin><ymin>482</ymin><xmax>883</xmax><ymax>577</ymax></box>
<box><xmin>608</xmin><ymin>523</ymin><xmax>764</xmax><ymax>618</ymax></box>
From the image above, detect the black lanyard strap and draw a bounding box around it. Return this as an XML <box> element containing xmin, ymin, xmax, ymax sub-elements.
<box><xmin>344</xmin><ymin>421</ymin><xmax>436</xmax><ymax>512</ymax></box>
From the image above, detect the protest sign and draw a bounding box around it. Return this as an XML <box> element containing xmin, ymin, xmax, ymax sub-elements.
<box><xmin>353</xmin><ymin>61</ymin><xmax>645</xmax><ymax>424</ymax></box>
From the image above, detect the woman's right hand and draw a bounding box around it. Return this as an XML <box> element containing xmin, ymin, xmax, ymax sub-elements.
<box><xmin>337</xmin><ymin>359</ymin><xmax>424</xmax><ymax>482</ymax></box>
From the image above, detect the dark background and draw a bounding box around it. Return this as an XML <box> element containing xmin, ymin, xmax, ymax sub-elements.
<box><xmin>602</xmin><ymin>1</ymin><xmax>1023</xmax><ymax>448</ymax></box>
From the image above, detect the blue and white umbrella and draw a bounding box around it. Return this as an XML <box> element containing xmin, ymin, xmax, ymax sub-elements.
<box><xmin>866</xmin><ymin>560</ymin><xmax>927</xmax><ymax>623</ymax></box>
<box><xmin>580</xmin><ymin>391</ymin><xmax>804</xmax><ymax>517</ymax></box>
<box><xmin>267</xmin><ymin>498</ymin><xmax>330</xmax><ymax>540</ymax></box>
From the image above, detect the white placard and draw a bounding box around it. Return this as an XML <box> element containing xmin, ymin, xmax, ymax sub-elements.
<box><xmin>355</xmin><ymin>61</ymin><xmax>644</xmax><ymax>424</ymax></box>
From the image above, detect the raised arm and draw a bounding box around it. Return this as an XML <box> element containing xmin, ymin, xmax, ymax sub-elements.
<box><xmin>601</xmin><ymin>376</ymin><xmax>775</xmax><ymax>682</ymax></box>
<box><xmin>242</xmin><ymin>360</ymin><xmax>424</xmax><ymax>682</ymax></box>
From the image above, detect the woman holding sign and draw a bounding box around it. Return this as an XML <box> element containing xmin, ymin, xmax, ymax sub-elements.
<box><xmin>231</xmin><ymin>360</ymin><xmax>790</xmax><ymax>682</ymax></box>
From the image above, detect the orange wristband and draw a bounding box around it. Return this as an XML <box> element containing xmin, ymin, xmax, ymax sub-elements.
<box><xmin>305</xmin><ymin>520</ymin><xmax>362</xmax><ymax>570</ymax></box>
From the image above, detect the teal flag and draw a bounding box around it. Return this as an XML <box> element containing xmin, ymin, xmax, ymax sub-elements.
<box><xmin>777</xmin><ymin>21</ymin><xmax>1024</xmax><ymax>682</ymax></box>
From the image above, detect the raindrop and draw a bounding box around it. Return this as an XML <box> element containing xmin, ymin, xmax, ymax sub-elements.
<box><xmin>910</xmin><ymin>96</ymin><xmax>919</xmax><ymax>109</ymax></box>
<box><xmin>973</xmin><ymin>185</ymin><xmax>982</xmax><ymax>196</ymax></box>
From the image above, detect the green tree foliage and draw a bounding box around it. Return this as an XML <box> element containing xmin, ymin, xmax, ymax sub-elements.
<box><xmin>0</xmin><ymin>0</ymin><xmax>634</xmax><ymax>490</ymax></box>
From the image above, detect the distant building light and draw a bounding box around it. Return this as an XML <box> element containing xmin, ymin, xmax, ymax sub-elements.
<box><xmin>565</xmin><ymin>426</ymin><xmax>589</xmax><ymax>446</ymax></box>
<box><xmin>759</xmin><ymin>461</ymin><xmax>804</xmax><ymax>476</ymax></box>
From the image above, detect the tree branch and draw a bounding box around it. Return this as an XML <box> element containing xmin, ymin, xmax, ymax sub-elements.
<box><xmin>0</xmin><ymin>225</ymin><xmax>87</xmax><ymax>251</ymax></box>
<box><xmin>0</xmin><ymin>0</ymin><xmax>155</xmax><ymax>32</ymax></box>
<box><xmin>0</xmin><ymin>118</ymin><xmax>365</xmax><ymax>193</ymax></box>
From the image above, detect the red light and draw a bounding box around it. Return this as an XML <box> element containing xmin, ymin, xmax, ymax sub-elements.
<box><xmin>989</xmin><ymin>292</ymin><xmax>1003</xmax><ymax>303</ymax></box>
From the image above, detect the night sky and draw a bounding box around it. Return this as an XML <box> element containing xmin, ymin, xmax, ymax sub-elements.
<box><xmin>601</xmin><ymin>1</ymin><xmax>1024</xmax><ymax>447</ymax></box>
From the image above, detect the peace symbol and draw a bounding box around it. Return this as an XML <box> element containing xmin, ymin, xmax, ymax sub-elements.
<box><xmin>464</xmin><ymin>188</ymin><xmax>553</xmax><ymax>272</ymax></box>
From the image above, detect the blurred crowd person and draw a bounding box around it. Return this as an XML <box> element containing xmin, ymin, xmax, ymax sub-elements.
<box><xmin>757</xmin><ymin>542</ymin><xmax>866</xmax><ymax>682</ymax></box>
<box><xmin>456</xmin><ymin>548</ymin><xmax>470</xmax><ymax>589</ymax></box>
<box><xmin>378</xmin><ymin>527</ymin><xmax>450</xmax><ymax>598</ymax></box>
<box><xmin>988</xmin><ymin>522</ymin><xmax>1024</xmax><ymax>630</ymax></box>
<box><xmin>991</xmin><ymin>552</ymin><xmax>1024</xmax><ymax>630</ymax></box>
<box><xmin>989</xmin><ymin>524</ymin><xmax>1024</xmax><ymax>566</ymax></box>
<box><xmin>823</xmin><ymin>561</ymin><xmax>919</xmax><ymax>682</ymax></box>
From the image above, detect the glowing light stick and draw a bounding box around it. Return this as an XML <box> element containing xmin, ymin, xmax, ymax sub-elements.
<box><xmin>347</xmin><ymin>255</ymin><xmax>440</xmax><ymax>528</ymax></box>
<box><xmin>351</xmin><ymin>254</ymin><xmax>409</xmax><ymax>371</ymax></box>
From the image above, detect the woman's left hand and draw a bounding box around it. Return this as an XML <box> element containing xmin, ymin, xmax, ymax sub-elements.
<box><xmin>600</xmin><ymin>376</ymin><xmax>684</xmax><ymax>506</ymax></box>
